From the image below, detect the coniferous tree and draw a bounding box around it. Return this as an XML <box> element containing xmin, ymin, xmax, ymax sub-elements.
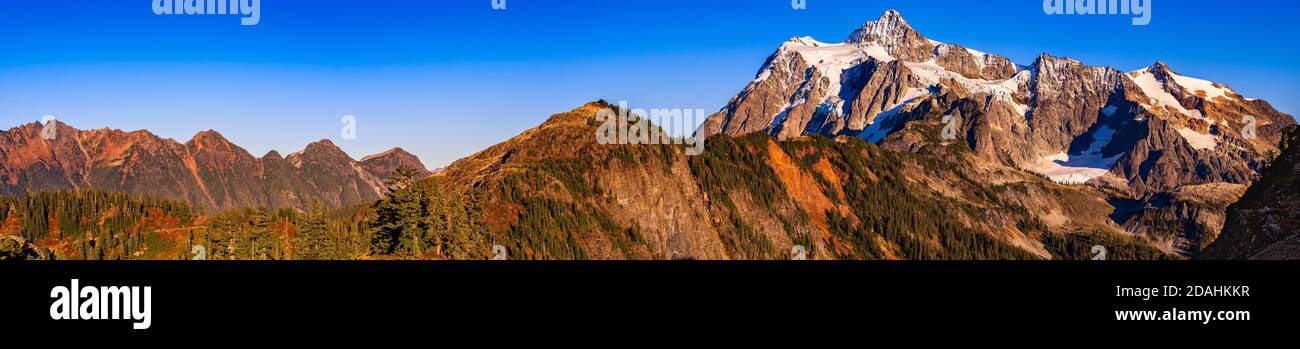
<box><xmin>295</xmin><ymin>201</ymin><xmax>334</xmax><ymax>260</ymax></box>
<box><xmin>370</xmin><ymin>168</ymin><xmax>429</xmax><ymax>258</ymax></box>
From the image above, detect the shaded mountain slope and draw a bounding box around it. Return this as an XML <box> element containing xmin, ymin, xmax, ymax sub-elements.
<box><xmin>1200</xmin><ymin>126</ymin><xmax>1300</xmax><ymax>259</ymax></box>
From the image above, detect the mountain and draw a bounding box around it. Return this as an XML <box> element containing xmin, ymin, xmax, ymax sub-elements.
<box><xmin>1200</xmin><ymin>126</ymin><xmax>1300</xmax><ymax>259</ymax></box>
<box><xmin>698</xmin><ymin>9</ymin><xmax>1296</xmax><ymax>255</ymax></box>
<box><xmin>429</xmin><ymin>101</ymin><xmax>1171</xmax><ymax>260</ymax></box>
<box><xmin>0</xmin><ymin>122</ymin><xmax>430</xmax><ymax>211</ymax></box>
<box><xmin>3</xmin><ymin>10</ymin><xmax>1290</xmax><ymax>260</ymax></box>
<box><xmin>360</xmin><ymin>147</ymin><xmax>434</xmax><ymax>180</ymax></box>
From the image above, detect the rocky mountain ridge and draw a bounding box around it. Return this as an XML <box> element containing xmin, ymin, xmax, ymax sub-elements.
<box><xmin>0</xmin><ymin>121</ymin><xmax>430</xmax><ymax>211</ymax></box>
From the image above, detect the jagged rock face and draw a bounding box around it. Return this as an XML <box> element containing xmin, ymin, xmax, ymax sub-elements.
<box><xmin>284</xmin><ymin>139</ymin><xmax>386</xmax><ymax>209</ymax></box>
<box><xmin>1023</xmin><ymin>54</ymin><xmax>1125</xmax><ymax>155</ymax></box>
<box><xmin>1200</xmin><ymin>127</ymin><xmax>1300</xmax><ymax>260</ymax></box>
<box><xmin>0</xmin><ymin>122</ymin><xmax>90</xmax><ymax>192</ymax></box>
<box><xmin>185</xmin><ymin>130</ymin><xmax>267</xmax><ymax>209</ymax></box>
<box><xmin>700</xmin><ymin>9</ymin><xmax>1297</xmax><ymax>257</ymax></box>
<box><xmin>845</xmin><ymin>10</ymin><xmax>934</xmax><ymax>62</ymax></box>
<box><xmin>699</xmin><ymin>10</ymin><xmax>1025</xmax><ymax>144</ymax></box>
<box><xmin>841</xmin><ymin>60</ymin><xmax>916</xmax><ymax>132</ymax></box>
<box><xmin>934</xmin><ymin>43</ymin><xmax>1017</xmax><ymax>81</ymax></box>
<box><xmin>1106</xmin><ymin>63</ymin><xmax>1295</xmax><ymax>195</ymax></box>
<box><xmin>0</xmin><ymin>123</ymin><xmax>426</xmax><ymax>211</ymax></box>
<box><xmin>360</xmin><ymin>147</ymin><xmax>432</xmax><ymax>180</ymax></box>
<box><xmin>695</xmin><ymin>41</ymin><xmax>820</xmax><ymax>140</ymax></box>
<box><xmin>259</xmin><ymin>151</ymin><xmax>317</xmax><ymax>211</ymax></box>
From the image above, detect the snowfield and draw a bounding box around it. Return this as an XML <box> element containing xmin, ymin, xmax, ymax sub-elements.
<box><xmin>1176</xmin><ymin>127</ymin><xmax>1219</xmax><ymax>150</ymax></box>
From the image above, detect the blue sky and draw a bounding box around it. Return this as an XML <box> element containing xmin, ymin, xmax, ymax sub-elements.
<box><xmin>1</xmin><ymin>0</ymin><xmax>1297</xmax><ymax>167</ymax></box>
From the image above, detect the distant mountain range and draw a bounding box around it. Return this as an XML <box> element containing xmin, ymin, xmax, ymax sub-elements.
<box><xmin>0</xmin><ymin>121</ymin><xmax>430</xmax><ymax>211</ymax></box>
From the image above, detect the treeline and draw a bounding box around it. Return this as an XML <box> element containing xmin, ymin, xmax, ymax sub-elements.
<box><xmin>1041</xmin><ymin>231</ymin><xmax>1174</xmax><ymax>260</ymax></box>
<box><xmin>791</xmin><ymin>136</ymin><xmax>1038</xmax><ymax>260</ymax></box>
<box><xmin>689</xmin><ymin>134</ymin><xmax>794</xmax><ymax>259</ymax></box>
<box><xmin>194</xmin><ymin>168</ymin><xmax>488</xmax><ymax>260</ymax></box>
<box><xmin>0</xmin><ymin>167</ymin><xmax>489</xmax><ymax>260</ymax></box>
<box><xmin>192</xmin><ymin>204</ymin><xmax>370</xmax><ymax>260</ymax></box>
<box><xmin>0</xmin><ymin>190</ymin><xmax>194</xmax><ymax>260</ymax></box>
<box><xmin>689</xmin><ymin>133</ymin><xmax>1040</xmax><ymax>260</ymax></box>
<box><xmin>367</xmin><ymin>168</ymin><xmax>486</xmax><ymax>259</ymax></box>
<box><xmin>492</xmin><ymin>161</ymin><xmax>637</xmax><ymax>260</ymax></box>
<box><xmin>0</xmin><ymin>190</ymin><xmax>194</xmax><ymax>241</ymax></box>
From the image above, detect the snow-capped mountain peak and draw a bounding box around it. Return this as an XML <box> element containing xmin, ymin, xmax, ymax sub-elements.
<box><xmin>1126</xmin><ymin>61</ymin><xmax>1240</xmax><ymax>122</ymax></box>
<box><xmin>700</xmin><ymin>10</ymin><xmax>1031</xmax><ymax>141</ymax></box>
<box><xmin>1132</xmin><ymin>61</ymin><xmax>1236</xmax><ymax>102</ymax></box>
<box><xmin>700</xmin><ymin>9</ymin><xmax>1295</xmax><ymax>199</ymax></box>
<box><xmin>845</xmin><ymin>9</ymin><xmax>934</xmax><ymax>62</ymax></box>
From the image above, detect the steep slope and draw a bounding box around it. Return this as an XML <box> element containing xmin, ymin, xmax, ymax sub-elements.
<box><xmin>432</xmin><ymin>101</ymin><xmax>1171</xmax><ymax>260</ymax></box>
<box><xmin>0</xmin><ymin>122</ymin><xmax>427</xmax><ymax>211</ymax></box>
<box><xmin>259</xmin><ymin>150</ymin><xmax>318</xmax><ymax>211</ymax></box>
<box><xmin>285</xmin><ymin>139</ymin><xmax>387</xmax><ymax>209</ymax></box>
<box><xmin>185</xmin><ymin>130</ymin><xmax>268</xmax><ymax>209</ymax></box>
<box><xmin>698</xmin><ymin>9</ymin><xmax>1296</xmax><ymax>256</ymax></box>
<box><xmin>1200</xmin><ymin>126</ymin><xmax>1300</xmax><ymax>259</ymax></box>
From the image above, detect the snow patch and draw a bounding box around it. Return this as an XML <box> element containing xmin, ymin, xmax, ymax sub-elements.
<box><xmin>1026</xmin><ymin>124</ymin><xmax>1123</xmax><ymax>185</ymax></box>
<box><xmin>1176</xmin><ymin>127</ymin><xmax>1218</xmax><ymax>150</ymax></box>
<box><xmin>907</xmin><ymin>60</ymin><xmax>1030</xmax><ymax>113</ymax></box>
<box><xmin>768</xmin><ymin>104</ymin><xmax>792</xmax><ymax>129</ymax></box>
<box><xmin>1028</xmin><ymin>153</ymin><xmax>1123</xmax><ymax>185</ymax></box>
<box><xmin>1128</xmin><ymin>70</ymin><xmax>1204</xmax><ymax>119</ymax></box>
<box><xmin>1170</xmin><ymin>73</ymin><xmax>1232</xmax><ymax>100</ymax></box>
<box><xmin>759</xmin><ymin>35</ymin><xmax>1033</xmax><ymax>139</ymax></box>
<box><xmin>857</xmin><ymin>88</ymin><xmax>930</xmax><ymax>143</ymax></box>
<box><xmin>779</xmin><ymin>37</ymin><xmax>897</xmax><ymax>118</ymax></box>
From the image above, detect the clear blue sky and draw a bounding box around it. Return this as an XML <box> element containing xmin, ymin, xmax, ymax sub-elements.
<box><xmin>1</xmin><ymin>0</ymin><xmax>1296</xmax><ymax>167</ymax></box>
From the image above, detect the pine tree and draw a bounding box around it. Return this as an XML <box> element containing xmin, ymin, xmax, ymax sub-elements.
<box><xmin>370</xmin><ymin>168</ymin><xmax>429</xmax><ymax>258</ymax></box>
<box><xmin>442</xmin><ymin>191</ymin><xmax>484</xmax><ymax>260</ymax></box>
<box><xmin>295</xmin><ymin>201</ymin><xmax>334</xmax><ymax>260</ymax></box>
